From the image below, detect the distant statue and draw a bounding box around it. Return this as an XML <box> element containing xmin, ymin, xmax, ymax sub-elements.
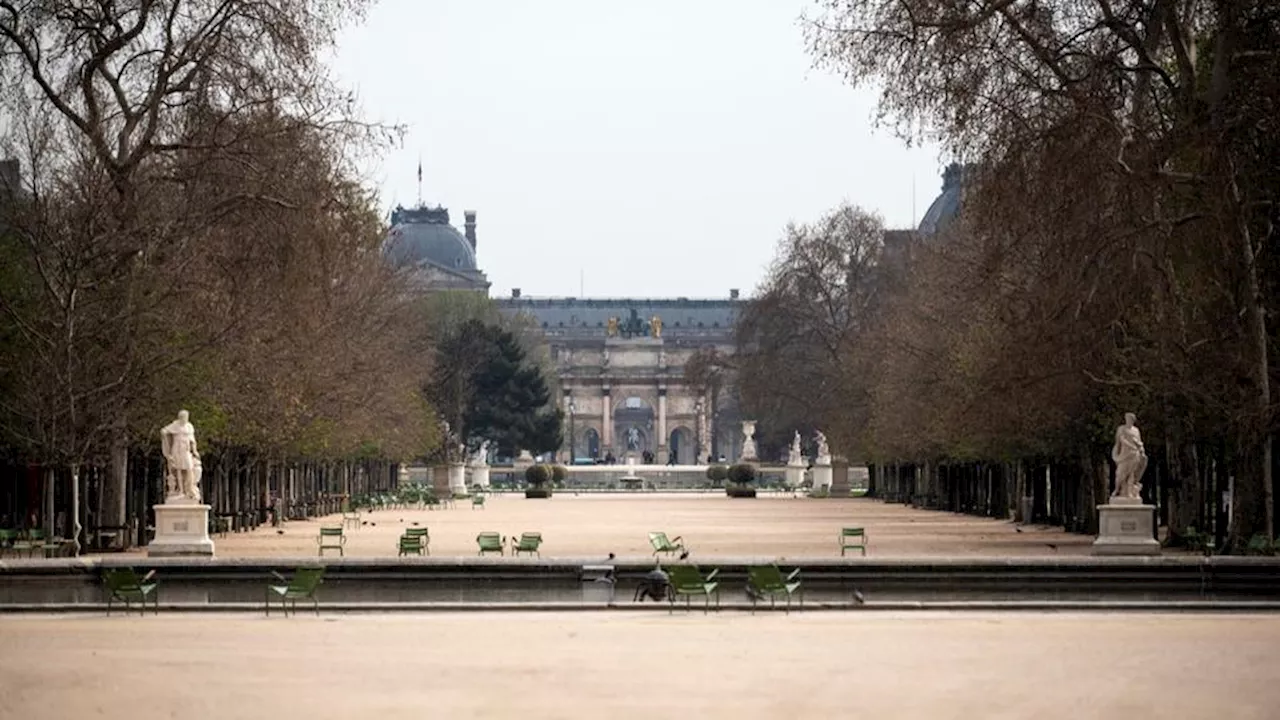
<box><xmin>1111</xmin><ymin>412</ymin><xmax>1148</xmax><ymax>500</ymax></box>
<box><xmin>650</xmin><ymin>315</ymin><xmax>663</xmax><ymax>338</ymax></box>
<box><xmin>788</xmin><ymin>431</ymin><xmax>803</xmax><ymax>465</ymax></box>
<box><xmin>626</xmin><ymin>427</ymin><xmax>640</xmax><ymax>451</ymax></box>
<box><xmin>470</xmin><ymin>440</ymin><xmax>490</xmax><ymax>467</ymax></box>
<box><xmin>658</xmin><ymin>348</ymin><xmax>667</xmax><ymax>367</ymax></box>
<box><xmin>161</xmin><ymin>410</ymin><xmax>202</xmax><ymax>502</ymax></box>
<box><xmin>814</xmin><ymin>430</ymin><xmax>830</xmax><ymax>463</ymax></box>
<box><xmin>740</xmin><ymin>420</ymin><xmax>758</xmax><ymax>461</ymax></box>
<box><xmin>607</xmin><ymin>317</ymin><xmax>619</xmax><ymax>337</ymax></box>
<box><xmin>602</xmin><ymin>348</ymin><xmax>610</xmax><ymax>367</ymax></box>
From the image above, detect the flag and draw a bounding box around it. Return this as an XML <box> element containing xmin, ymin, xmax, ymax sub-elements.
<box><xmin>417</xmin><ymin>158</ymin><xmax>422</xmax><ymax>183</ymax></box>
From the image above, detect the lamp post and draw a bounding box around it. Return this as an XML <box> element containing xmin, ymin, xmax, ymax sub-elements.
<box><xmin>568</xmin><ymin>399</ymin><xmax>577</xmax><ymax>464</ymax></box>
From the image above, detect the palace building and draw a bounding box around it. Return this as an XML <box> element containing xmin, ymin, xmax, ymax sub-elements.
<box><xmin>387</xmin><ymin>165</ymin><xmax>962</xmax><ymax>464</ymax></box>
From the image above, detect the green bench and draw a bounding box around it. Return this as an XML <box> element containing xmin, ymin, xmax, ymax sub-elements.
<box><xmin>317</xmin><ymin>526</ymin><xmax>346</xmax><ymax>557</ymax></box>
<box><xmin>839</xmin><ymin>527</ymin><xmax>868</xmax><ymax>557</ymax></box>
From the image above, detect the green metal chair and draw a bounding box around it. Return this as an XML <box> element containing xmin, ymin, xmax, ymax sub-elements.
<box><xmin>103</xmin><ymin>568</ymin><xmax>159</xmax><ymax>616</ymax></box>
<box><xmin>648</xmin><ymin>531</ymin><xmax>685</xmax><ymax>557</ymax></box>
<box><xmin>317</xmin><ymin>526</ymin><xmax>346</xmax><ymax>557</ymax></box>
<box><xmin>0</xmin><ymin>529</ymin><xmax>17</xmax><ymax>557</ymax></box>
<box><xmin>266</xmin><ymin>567</ymin><xmax>325</xmax><ymax>616</ymax></box>
<box><xmin>666</xmin><ymin>565</ymin><xmax>720</xmax><ymax>614</ymax></box>
<box><xmin>476</xmin><ymin>532</ymin><xmax>505</xmax><ymax>556</ymax></box>
<box><xmin>511</xmin><ymin>532</ymin><xmax>543</xmax><ymax>558</ymax></box>
<box><xmin>839</xmin><ymin>527</ymin><xmax>868</xmax><ymax>557</ymax></box>
<box><xmin>747</xmin><ymin>565</ymin><xmax>803</xmax><ymax>614</ymax></box>
<box><xmin>399</xmin><ymin>527</ymin><xmax>429</xmax><ymax>556</ymax></box>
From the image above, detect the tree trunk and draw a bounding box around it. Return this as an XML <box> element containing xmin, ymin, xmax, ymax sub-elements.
<box><xmin>103</xmin><ymin>440</ymin><xmax>128</xmax><ymax>531</ymax></box>
<box><xmin>69</xmin><ymin>465</ymin><xmax>82</xmax><ymax>556</ymax></box>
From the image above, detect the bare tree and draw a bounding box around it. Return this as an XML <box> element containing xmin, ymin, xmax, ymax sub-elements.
<box><xmin>807</xmin><ymin>0</ymin><xmax>1278</xmax><ymax>546</ymax></box>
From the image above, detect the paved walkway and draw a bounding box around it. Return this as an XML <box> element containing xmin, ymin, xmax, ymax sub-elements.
<box><xmin>0</xmin><ymin>612</ymin><xmax>1274</xmax><ymax>719</ymax></box>
<box><xmin>195</xmin><ymin>493</ymin><xmax>1102</xmax><ymax>559</ymax></box>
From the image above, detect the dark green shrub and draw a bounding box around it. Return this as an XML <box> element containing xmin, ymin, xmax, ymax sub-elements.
<box><xmin>706</xmin><ymin>465</ymin><xmax>729</xmax><ymax>484</ymax></box>
<box><xmin>551</xmin><ymin>465</ymin><xmax>569</xmax><ymax>483</ymax></box>
<box><xmin>727</xmin><ymin>463</ymin><xmax>757</xmax><ymax>485</ymax></box>
<box><xmin>525</xmin><ymin>464</ymin><xmax>552</xmax><ymax>486</ymax></box>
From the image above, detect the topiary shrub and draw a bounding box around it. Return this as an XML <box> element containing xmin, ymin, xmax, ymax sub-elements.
<box><xmin>525</xmin><ymin>464</ymin><xmax>554</xmax><ymax>498</ymax></box>
<box><xmin>726</xmin><ymin>463</ymin><xmax>757</xmax><ymax>498</ymax></box>
<box><xmin>706</xmin><ymin>464</ymin><xmax>729</xmax><ymax>487</ymax></box>
<box><xmin>551</xmin><ymin>464</ymin><xmax>569</xmax><ymax>487</ymax></box>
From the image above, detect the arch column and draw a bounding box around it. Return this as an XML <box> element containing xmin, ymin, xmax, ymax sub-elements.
<box><xmin>656</xmin><ymin>387</ymin><xmax>669</xmax><ymax>464</ymax></box>
<box><xmin>601</xmin><ymin>386</ymin><xmax>612</xmax><ymax>450</ymax></box>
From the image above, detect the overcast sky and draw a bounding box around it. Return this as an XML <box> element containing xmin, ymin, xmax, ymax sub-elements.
<box><xmin>332</xmin><ymin>0</ymin><xmax>945</xmax><ymax>299</ymax></box>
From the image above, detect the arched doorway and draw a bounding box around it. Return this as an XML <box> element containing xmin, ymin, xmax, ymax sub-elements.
<box><xmin>613</xmin><ymin>396</ymin><xmax>654</xmax><ymax>456</ymax></box>
<box><xmin>669</xmin><ymin>427</ymin><xmax>694</xmax><ymax>464</ymax></box>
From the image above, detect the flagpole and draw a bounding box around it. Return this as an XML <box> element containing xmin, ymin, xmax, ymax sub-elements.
<box><xmin>417</xmin><ymin>154</ymin><xmax>423</xmax><ymax>206</ymax></box>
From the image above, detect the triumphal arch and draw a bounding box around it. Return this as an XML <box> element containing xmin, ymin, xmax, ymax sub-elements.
<box><xmin>496</xmin><ymin>291</ymin><xmax>743</xmax><ymax>464</ymax></box>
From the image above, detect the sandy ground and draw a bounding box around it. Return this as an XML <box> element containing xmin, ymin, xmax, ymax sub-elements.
<box><xmin>190</xmin><ymin>493</ymin><xmax>1102</xmax><ymax>559</ymax></box>
<box><xmin>1</xmin><ymin>612</ymin><xmax>1275</xmax><ymax>719</ymax></box>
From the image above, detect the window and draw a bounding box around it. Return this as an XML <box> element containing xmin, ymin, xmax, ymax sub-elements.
<box><xmin>625</xmin><ymin>397</ymin><xmax>643</xmax><ymax>409</ymax></box>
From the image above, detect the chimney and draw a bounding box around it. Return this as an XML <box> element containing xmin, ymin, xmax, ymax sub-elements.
<box><xmin>464</xmin><ymin>210</ymin><xmax>477</xmax><ymax>251</ymax></box>
<box><xmin>729</xmin><ymin>288</ymin><xmax>740</xmax><ymax>300</ymax></box>
<box><xmin>512</xmin><ymin>288</ymin><xmax>522</xmax><ymax>298</ymax></box>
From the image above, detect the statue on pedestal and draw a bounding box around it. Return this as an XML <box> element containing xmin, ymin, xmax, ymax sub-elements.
<box><xmin>470</xmin><ymin>440</ymin><xmax>490</xmax><ymax>467</ymax></box>
<box><xmin>814</xmin><ymin>430</ymin><xmax>830</xmax><ymax>464</ymax></box>
<box><xmin>161</xmin><ymin>410</ymin><xmax>202</xmax><ymax>503</ymax></box>
<box><xmin>650</xmin><ymin>315</ymin><xmax>663</xmax><ymax>338</ymax></box>
<box><xmin>1111</xmin><ymin>412</ymin><xmax>1148</xmax><ymax>500</ymax></box>
<box><xmin>788</xmin><ymin>431</ymin><xmax>803</xmax><ymax>465</ymax></box>
<box><xmin>606</xmin><ymin>317</ymin><xmax>619</xmax><ymax>337</ymax></box>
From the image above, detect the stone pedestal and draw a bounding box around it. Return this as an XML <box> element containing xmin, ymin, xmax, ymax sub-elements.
<box><xmin>448</xmin><ymin>462</ymin><xmax>467</xmax><ymax>495</ymax></box>
<box><xmin>513</xmin><ymin>450</ymin><xmax>534</xmax><ymax>475</ymax></box>
<box><xmin>1093</xmin><ymin>499</ymin><xmax>1161</xmax><ymax>555</ymax></box>
<box><xmin>1018</xmin><ymin>496</ymin><xmax>1034</xmax><ymax>523</ymax></box>
<box><xmin>148</xmin><ymin>501</ymin><xmax>214</xmax><ymax>557</ymax></box>
<box><xmin>469</xmin><ymin>465</ymin><xmax>490</xmax><ymax>489</ymax></box>
<box><xmin>784</xmin><ymin>463</ymin><xmax>806</xmax><ymax>489</ymax></box>
<box><xmin>830</xmin><ymin>460</ymin><xmax>851</xmax><ymax>496</ymax></box>
<box><xmin>812</xmin><ymin>461</ymin><xmax>833</xmax><ymax>493</ymax></box>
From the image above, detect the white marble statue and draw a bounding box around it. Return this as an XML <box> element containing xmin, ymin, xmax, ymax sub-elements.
<box><xmin>1111</xmin><ymin>412</ymin><xmax>1148</xmax><ymax>500</ymax></box>
<box><xmin>814</xmin><ymin>430</ymin><xmax>830</xmax><ymax>463</ymax></box>
<box><xmin>788</xmin><ymin>431</ymin><xmax>803</xmax><ymax>465</ymax></box>
<box><xmin>470</xmin><ymin>440</ymin><xmax>490</xmax><ymax>467</ymax></box>
<box><xmin>740</xmin><ymin>420</ymin><xmax>758</xmax><ymax>461</ymax></box>
<box><xmin>161</xmin><ymin>410</ymin><xmax>202</xmax><ymax>503</ymax></box>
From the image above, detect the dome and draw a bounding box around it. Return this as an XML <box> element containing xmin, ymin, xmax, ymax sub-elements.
<box><xmin>917</xmin><ymin>163</ymin><xmax>967</xmax><ymax>235</ymax></box>
<box><xmin>383</xmin><ymin>205</ymin><xmax>477</xmax><ymax>271</ymax></box>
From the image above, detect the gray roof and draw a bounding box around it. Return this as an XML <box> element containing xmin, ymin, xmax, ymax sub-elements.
<box><xmin>384</xmin><ymin>205</ymin><xmax>478</xmax><ymax>272</ymax></box>
<box><xmin>496</xmin><ymin>297</ymin><xmax>741</xmax><ymax>342</ymax></box>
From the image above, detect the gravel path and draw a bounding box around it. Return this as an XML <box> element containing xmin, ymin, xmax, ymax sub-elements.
<box><xmin>192</xmin><ymin>493</ymin><xmax>1102</xmax><ymax>559</ymax></box>
<box><xmin>0</xmin><ymin>612</ymin><xmax>1274</xmax><ymax>719</ymax></box>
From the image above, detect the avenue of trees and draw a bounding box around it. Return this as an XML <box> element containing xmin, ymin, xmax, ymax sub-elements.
<box><xmin>737</xmin><ymin>0</ymin><xmax>1278</xmax><ymax>551</ymax></box>
<box><xmin>0</xmin><ymin>1</ymin><xmax>558</xmax><ymax>551</ymax></box>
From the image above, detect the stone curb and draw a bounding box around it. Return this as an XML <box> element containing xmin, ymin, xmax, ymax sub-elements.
<box><xmin>4</xmin><ymin>600</ymin><xmax>1280</xmax><ymax>614</ymax></box>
